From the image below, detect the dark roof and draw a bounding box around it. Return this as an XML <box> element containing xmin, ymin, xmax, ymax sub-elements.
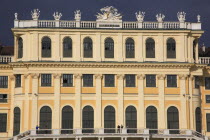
<box><xmin>0</xmin><ymin>45</ymin><xmax>14</xmax><ymax>55</ymax></box>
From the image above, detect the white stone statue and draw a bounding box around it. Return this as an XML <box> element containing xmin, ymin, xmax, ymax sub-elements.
<box><xmin>177</xmin><ymin>12</ymin><xmax>186</xmax><ymax>22</ymax></box>
<box><xmin>53</xmin><ymin>12</ymin><xmax>62</xmax><ymax>20</ymax></box>
<box><xmin>14</xmin><ymin>13</ymin><xmax>18</xmax><ymax>20</ymax></box>
<box><xmin>96</xmin><ymin>6</ymin><xmax>122</xmax><ymax>21</ymax></box>
<box><xmin>156</xmin><ymin>13</ymin><xmax>165</xmax><ymax>22</ymax></box>
<box><xmin>197</xmin><ymin>15</ymin><xmax>201</xmax><ymax>22</ymax></box>
<box><xmin>135</xmin><ymin>11</ymin><xmax>145</xmax><ymax>22</ymax></box>
<box><xmin>74</xmin><ymin>10</ymin><xmax>81</xmax><ymax>21</ymax></box>
<box><xmin>31</xmin><ymin>9</ymin><xmax>40</xmax><ymax>20</ymax></box>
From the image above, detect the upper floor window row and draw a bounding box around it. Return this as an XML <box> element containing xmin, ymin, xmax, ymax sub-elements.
<box><xmin>20</xmin><ymin>36</ymin><xmax>176</xmax><ymax>59</ymax></box>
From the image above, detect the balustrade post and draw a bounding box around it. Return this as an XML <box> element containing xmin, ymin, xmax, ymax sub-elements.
<box><xmin>138</xmin><ymin>22</ymin><xmax>143</xmax><ymax>28</ymax></box>
<box><xmin>122</xmin><ymin>128</ymin><xmax>127</xmax><ymax>134</ymax></box>
<box><xmin>55</xmin><ymin>20</ymin><xmax>60</xmax><ymax>27</ymax></box>
<box><xmin>163</xmin><ymin>129</ymin><xmax>169</xmax><ymax>135</ymax></box>
<box><xmin>31</xmin><ymin>130</ymin><xmax>37</xmax><ymax>135</ymax></box>
<box><xmin>143</xmin><ymin>129</ymin><xmax>149</xmax><ymax>134</ymax></box>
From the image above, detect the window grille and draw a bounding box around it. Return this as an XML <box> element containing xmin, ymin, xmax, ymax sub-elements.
<box><xmin>167</xmin><ymin>38</ymin><xmax>176</xmax><ymax>58</ymax></box>
<box><xmin>146</xmin><ymin>38</ymin><xmax>155</xmax><ymax>58</ymax></box>
<box><xmin>42</xmin><ymin>37</ymin><xmax>51</xmax><ymax>58</ymax></box>
<box><xmin>0</xmin><ymin>94</ymin><xmax>7</xmax><ymax>103</ymax></box>
<box><xmin>41</xmin><ymin>74</ymin><xmax>52</xmax><ymax>87</ymax></box>
<box><xmin>104</xmin><ymin>74</ymin><xmax>115</xmax><ymax>87</ymax></box>
<box><xmin>39</xmin><ymin>106</ymin><xmax>52</xmax><ymax>132</ymax></box>
<box><xmin>0</xmin><ymin>113</ymin><xmax>7</xmax><ymax>132</ymax></box>
<box><xmin>0</xmin><ymin>76</ymin><xmax>8</xmax><ymax>88</ymax></box>
<box><xmin>105</xmin><ymin>38</ymin><xmax>114</xmax><ymax>58</ymax></box>
<box><xmin>146</xmin><ymin>106</ymin><xmax>158</xmax><ymax>130</ymax></box>
<box><xmin>167</xmin><ymin>75</ymin><xmax>177</xmax><ymax>87</ymax></box>
<box><xmin>195</xmin><ymin>76</ymin><xmax>200</xmax><ymax>89</ymax></box>
<box><xmin>126</xmin><ymin>38</ymin><xmax>135</xmax><ymax>58</ymax></box>
<box><xmin>82</xmin><ymin>106</ymin><xmax>94</xmax><ymax>133</ymax></box>
<box><xmin>126</xmin><ymin>106</ymin><xmax>137</xmax><ymax>133</ymax></box>
<box><xmin>83</xmin><ymin>37</ymin><xmax>93</xmax><ymax>58</ymax></box>
<box><xmin>146</xmin><ymin>75</ymin><xmax>156</xmax><ymax>87</ymax></box>
<box><xmin>206</xmin><ymin>113</ymin><xmax>210</xmax><ymax>132</ymax></box>
<box><xmin>15</xmin><ymin>74</ymin><xmax>21</xmax><ymax>88</ymax></box>
<box><xmin>18</xmin><ymin>37</ymin><xmax>23</xmax><ymax>58</ymax></box>
<box><xmin>125</xmin><ymin>74</ymin><xmax>135</xmax><ymax>87</ymax></box>
<box><xmin>13</xmin><ymin>107</ymin><xmax>21</xmax><ymax>136</ymax></box>
<box><xmin>83</xmin><ymin>74</ymin><xmax>93</xmax><ymax>87</ymax></box>
<box><xmin>61</xmin><ymin>106</ymin><xmax>73</xmax><ymax>134</ymax></box>
<box><xmin>63</xmin><ymin>37</ymin><xmax>72</xmax><ymax>58</ymax></box>
<box><xmin>205</xmin><ymin>77</ymin><xmax>210</xmax><ymax>89</ymax></box>
<box><xmin>195</xmin><ymin>107</ymin><xmax>202</xmax><ymax>133</ymax></box>
<box><xmin>167</xmin><ymin>106</ymin><xmax>179</xmax><ymax>134</ymax></box>
<box><xmin>63</xmin><ymin>74</ymin><xmax>73</xmax><ymax>87</ymax></box>
<box><xmin>104</xmin><ymin>106</ymin><xmax>115</xmax><ymax>133</ymax></box>
<box><xmin>206</xmin><ymin>95</ymin><xmax>210</xmax><ymax>103</ymax></box>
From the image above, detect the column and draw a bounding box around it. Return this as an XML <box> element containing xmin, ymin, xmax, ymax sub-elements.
<box><xmin>137</xmin><ymin>74</ymin><xmax>145</xmax><ymax>128</ymax></box>
<box><xmin>118</xmin><ymin>33</ymin><xmax>123</xmax><ymax>62</ymax></box>
<box><xmin>117</xmin><ymin>74</ymin><xmax>124</xmax><ymax>125</ymax></box>
<box><xmin>95</xmin><ymin>74</ymin><xmax>103</xmax><ymax>128</ymax></box>
<box><xmin>179</xmin><ymin>74</ymin><xmax>188</xmax><ymax>129</ymax></box>
<box><xmin>75</xmin><ymin>33</ymin><xmax>81</xmax><ymax>61</ymax></box>
<box><xmin>31</xmin><ymin>73</ymin><xmax>39</xmax><ymax>129</ymax></box>
<box><xmin>8</xmin><ymin>75</ymin><xmax>15</xmax><ymax>137</ymax></box>
<box><xmin>189</xmin><ymin>76</ymin><xmax>194</xmax><ymax>129</ymax></box>
<box><xmin>95</xmin><ymin>33</ymin><xmax>101</xmax><ymax>61</ymax></box>
<box><xmin>24</xmin><ymin>74</ymin><xmax>30</xmax><ymax>131</ymax></box>
<box><xmin>158</xmin><ymin>33</ymin><xmax>164</xmax><ymax>62</ymax></box>
<box><xmin>54</xmin><ymin>33</ymin><xmax>60</xmax><ymax>60</ymax></box>
<box><xmin>157</xmin><ymin>74</ymin><xmax>166</xmax><ymax>129</ymax></box>
<box><xmin>195</xmin><ymin>38</ymin><xmax>199</xmax><ymax>64</ymax></box>
<box><xmin>74</xmin><ymin>74</ymin><xmax>82</xmax><ymax>128</ymax></box>
<box><xmin>53</xmin><ymin>73</ymin><xmax>61</xmax><ymax>129</ymax></box>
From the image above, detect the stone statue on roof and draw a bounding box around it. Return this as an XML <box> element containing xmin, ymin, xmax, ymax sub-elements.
<box><xmin>31</xmin><ymin>9</ymin><xmax>40</xmax><ymax>20</ymax></box>
<box><xmin>135</xmin><ymin>11</ymin><xmax>145</xmax><ymax>22</ymax></box>
<box><xmin>96</xmin><ymin>6</ymin><xmax>122</xmax><ymax>21</ymax></box>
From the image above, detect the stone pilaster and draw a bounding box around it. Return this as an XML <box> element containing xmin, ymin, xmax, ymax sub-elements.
<box><xmin>157</xmin><ymin>74</ymin><xmax>166</xmax><ymax>129</ymax></box>
<box><xmin>95</xmin><ymin>74</ymin><xmax>103</xmax><ymax>128</ymax></box>
<box><xmin>31</xmin><ymin>73</ymin><xmax>39</xmax><ymax>129</ymax></box>
<box><xmin>8</xmin><ymin>75</ymin><xmax>15</xmax><ymax>137</ymax></box>
<box><xmin>23</xmin><ymin>74</ymin><xmax>30</xmax><ymax>131</ymax></box>
<box><xmin>74</xmin><ymin>74</ymin><xmax>82</xmax><ymax>128</ymax></box>
<box><xmin>189</xmin><ymin>75</ymin><xmax>194</xmax><ymax>129</ymax></box>
<box><xmin>137</xmin><ymin>74</ymin><xmax>145</xmax><ymax>128</ymax></box>
<box><xmin>179</xmin><ymin>74</ymin><xmax>188</xmax><ymax>129</ymax></box>
<box><xmin>53</xmin><ymin>73</ymin><xmax>61</xmax><ymax>129</ymax></box>
<box><xmin>117</xmin><ymin>74</ymin><xmax>124</xmax><ymax>125</ymax></box>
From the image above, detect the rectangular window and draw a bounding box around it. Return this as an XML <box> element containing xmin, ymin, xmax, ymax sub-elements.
<box><xmin>206</xmin><ymin>95</ymin><xmax>210</xmax><ymax>103</ymax></box>
<box><xmin>205</xmin><ymin>77</ymin><xmax>210</xmax><ymax>90</ymax></box>
<box><xmin>83</xmin><ymin>74</ymin><xmax>93</xmax><ymax>87</ymax></box>
<box><xmin>195</xmin><ymin>76</ymin><xmax>200</xmax><ymax>89</ymax></box>
<box><xmin>0</xmin><ymin>113</ymin><xmax>7</xmax><ymax>132</ymax></box>
<box><xmin>41</xmin><ymin>74</ymin><xmax>52</xmax><ymax>87</ymax></box>
<box><xmin>125</xmin><ymin>74</ymin><xmax>135</xmax><ymax>87</ymax></box>
<box><xmin>0</xmin><ymin>76</ymin><xmax>8</xmax><ymax>88</ymax></box>
<box><xmin>63</xmin><ymin>74</ymin><xmax>73</xmax><ymax>87</ymax></box>
<box><xmin>104</xmin><ymin>74</ymin><xmax>115</xmax><ymax>87</ymax></box>
<box><xmin>0</xmin><ymin>94</ymin><xmax>7</xmax><ymax>103</ymax></box>
<box><xmin>207</xmin><ymin>113</ymin><xmax>210</xmax><ymax>132</ymax></box>
<box><xmin>15</xmin><ymin>74</ymin><xmax>21</xmax><ymax>88</ymax></box>
<box><xmin>167</xmin><ymin>75</ymin><xmax>177</xmax><ymax>87</ymax></box>
<box><xmin>146</xmin><ymin>75</ymin><xmax>156</xmax><ymax>87</ymax></box>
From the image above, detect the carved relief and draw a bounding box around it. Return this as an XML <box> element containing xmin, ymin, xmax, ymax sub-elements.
<box><xmin>96</xmin><ymin>6</ymin><xmax>122</xmax><ymax>21</ymax></box>
<box><xmin>9</xmin><ymin>75</ymin><xmax>15</xmax><ymax>81</ymax></box>
<box><xmin>137</xmin><ymin>74</ymin><xmax>145</xmax><ymax>80</ymax></box>
<box><xmin>31</xmin><ymin>73</ymin><xmax>39</xmax><ymax>79</ymax></box>
<box><xmin>117</xmin><ymin>74</ymin><xmax>124</xmax><ymax>80</ymax></box>
<box><xmin>74</xmin><ymin>74</ymin><xmax>82</xmax><ymax>79</ymax></box>
<box><xmin>179</xmin><ymin>74</ymin><xmax>188</xmax><ymax>80</ymax></box>
<box><xmin>95</xmin><ymin>74</ymin><xmax>103</xmax><ymax>79</ymax></box>
<box><xmin>53</xmin><ymin>73</ymin><xmax>61</xmax><ymax>79</ymax></box>
<box><xmin>24</xmin><ymin>74</ymin><xmax>30</xmax><ymax>79</ymax></box>
<box><xmin>157</xmin><ymin>74</ymin><xmax>165</xmax><ymax>80</ymax></box>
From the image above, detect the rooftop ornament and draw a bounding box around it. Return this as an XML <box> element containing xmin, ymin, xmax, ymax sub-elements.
<box><xmin>74</xmin><ymin>10</ymin><xmax>81</xmax><ymax>21</ymax></box>
<box><xmin>53</xmin><ymin>12</ymin><xmax>62</xmax><ymax>20</ymax></box>
<box><xmin>14</xmin><ymin>13</ymin><xmax>18</xmax><ymax>20</ymax></box>
<box><xmin>156</xmin><ymin>13</ymin><xmax>165</xmax><ymax>22</ymax></box>
<box><xmin>177</xmin><ymin>11</ymin><xmax>186</xmax><ymax>22</ymax></box>
<box><xmin>135</xmin><ymin>11</ymin><xmax>145</xmax><ymax>22</ymax></box>
<box><xmin>197</xmin><ymin>15</ymin><xmax>201</xmax><ymax>22</ymax></box>
<box><xmin>31</xmin><ymin>9</ymin><xmax>40</xmax><ymax>20</ymax></box>
<box><xmin>96</xmin><ymin>6</ymin><xmax>122</xmax><ymax>21</ymax></box>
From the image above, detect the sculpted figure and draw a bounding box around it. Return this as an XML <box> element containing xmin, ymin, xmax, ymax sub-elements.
<box><xmin>177</xmin><ymin>12</ymin><xmax>186</xmax><ymax>22</ymax></box>
<box><xmin>31</xmin><ymin>9</ymin><xmax>40</xmax><ymax>20</ymax></box>
<box><xmin>14</xmin><ymin>13</ymin><xmax>18</xmax><ymax>20</ymax></box>
<box><xmin>135</xmin><ymin>11</ymin><xmax>145</xmax><ymax>22</ymax></box>
<box><xmin>156</xmin><ymin>13</ymin><xmax>165</xmax><ymax>22</ymax></box>
<box><xmin>74</xmin><ymin>10</ymin><xmax>81</xmax><ymax>21</ymax></box>
<box><xmin>96</xmin><ymin>6</ymin><xmax>122</xmax><ymax>21</ymax></box>
<box><xmin>197</xmin><ymin>15</ymin><xmax>201</xmax><ymax>22</ymax></box>
<box><xmin>53</xmin><ymin>12</ymin><xmax>62</xmax><ymax>20</ymax></box>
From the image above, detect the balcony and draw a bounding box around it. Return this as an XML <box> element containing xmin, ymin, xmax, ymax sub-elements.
<box><xmin>11</xmin><ymin>128</ymin><xmax>208</xmax><ymax>140</ymax></box>
<box><xmin>0</xmin><ymin>55</ymin><xmax>13</xmax><ymax>63</ymax></box>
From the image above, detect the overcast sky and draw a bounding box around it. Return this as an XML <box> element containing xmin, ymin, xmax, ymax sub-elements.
<box><xmin>0</xmin><ymin>0</ymin><xmax>210</xmax><ymax>46</ymax></box>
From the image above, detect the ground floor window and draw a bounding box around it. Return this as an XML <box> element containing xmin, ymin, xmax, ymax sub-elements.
<box><xmin>0</xmin><ymin>113</ymin><xmax>7</xmax><ymax>132</ymax></box>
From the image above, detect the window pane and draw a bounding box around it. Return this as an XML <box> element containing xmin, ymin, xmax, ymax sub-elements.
<box><xmin>82</xmin><ymin>106</ymin><xmax>94</xmax><ymax>133</ymax></box>
<box><xmin>63</xmin><ymin>37</ymin><xmax>72</xmax><ymax>58</ymax></box>
<box><xmin>207</xmin><ymin>114</ymin><xmax>210</xmax><ymax>132</ymax></box>
<box><xmin>18</xmin><ymin>37</ymin><xmax>23</xmax><ymax>59</ymax></box>
<box><xmin>125</xmin><ymin>75</ymin><xmax>135</xmax><ymax>87</ymax></box>
<box><xmin>146</xmin><ymin>106</ymin><xmax>158</xmax><ymax>129</ymax></box>
<box><xmin>146</xmin><ymin>75</ymin><xmax>156</xmax><ymax>87</ymax></box>
<box><xmin>105</xmin><ymin>38</ymin><xmax>114</xmax><ymax>58</ymax></box>
<box><xmin>83</xmin><ymin>74</ymin><xmax>93</xmax><ymax>87</ymax></box>
<box><xmin>205</xmin><ymin>77</ymin><xmax>210</xmax><ymax>89</ymax></box>
<box><xmin>104</xmin><ymin>106</ymin><xmax>115</xmax><ymax>133</ymax></box>
<box><xmin>40</xmin><ymin>106</ymin><xmax>52</xmax><ymax>130</ymax></box>
<box><xmin>167</xmin><ymin>106</ymin><xmax>179</xmax><ymax>130</ymax></box>
<box><xmin>0</xmin><ymin>76</ymin><xmax>8</xmax><ymax>88</ymax></box>
<box><xmin>0</xmin><ymin>113</ymin><xmax>7</xmax><ymax>132</ymax></box>
<box><xmin>15</xmin><ymin>74</ymin><xmax>21</xmax><ymax>88</ymax></box>
<box><xmin>13</xmin><ymin>107</ymin><xmax>20</xmax><ymax>136</ymax></box>
<box><xmin>105</xmin><ymin>74</ymin><xmax>115</xmax><ymax>87</ymax></box>
<box><xmin>126</xmin><ymin>38</ymin><xmax>135</xmax><ymax>58</ymax></box>
<box><xmin>41</xmin><ymin>74</ymin><xmax>52</xmax><ymax>87</ymax></box>
<box><xmin>63</xmin><ymin>74</ymin><xmax>73</xmax><ymax>87</ymax></box>
<box><xmin>0</xmin><ymin>94</ymin><xmax>7</xmax><ymax>103</ymax></box>
<box><xmin>42</xmin><ymin>37</ymin><xmax>51</xmax><ymax>58</ymax></box>
<box><xmin>195</xmin><ymin>76</ymin><xmax>200</xmax><ymax>89</ymax></box>
<box><xmin>167</xmin><ymin>38</ymin><xmax>176</xmax><ymax>58</ymax></box>
<box><xmin>146</xmin><ymin>38</ymin><xmax>155</xmax><ymax>58</ymax></box>
<box><xmin>167</xmin><ymin>75</ymin><xmax>177</xmax><ymax>87</ymax></box>
<box><xmin>84</xmin><ymin>37</ymin><xmax>93</xmax><ymax>58</ymax></box>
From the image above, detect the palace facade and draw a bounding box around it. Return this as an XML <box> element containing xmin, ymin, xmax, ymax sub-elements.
<box><xmin>0</xmin><ymin>6</ymin><xmax>209</xmax><ymax>140</ymax></box>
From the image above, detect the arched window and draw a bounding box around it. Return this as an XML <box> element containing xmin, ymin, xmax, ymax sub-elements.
<box><xmin>146</xmin><ymin>38</ymin><xmax>155</xmax><ymax>58</ymax></box>
<box><xmin>193</xmin><ymin>39</ymin><xmax>197</xmax><ymax>61</ymax></box>
<box><xmin>126</xmin><ymin>106</ymin><xmax>137</xmax><ymax>133</ymax></box>
<box><xmin>146</xmin><ymin>106</ymin><xmax>158</xmax><ymax>134</ymax></box>
<box><xmin>195</xmin><ymin>107</ymin><xmax>202</xmax><ymax>133</ymax></box>
<box><xmin>104</xmin><ymin>106</ymin><xmax>115</xmax><ymax>133</ymax></box>
<box><xmin>13</xmin><ymin>107</ymin><xmax>21</xmax><ymax>136</ymax></box>
<box><xmin>82</xmin><ymin>106</ymin><xmax>94</xmax><ymax>133</ymax></box>
<box><xmin>18</xmin><ymin>37</ymin><xmax>23</xmax><ymax>58</ymax></box>
<box><xmin>167</xmin><ymin>106</ymin><xmax>179</xmax><ymax>134</ymax></box>
<box><xmin>105</xmin><ymin>38</ymin><xmax>114</xmax><ymax>58</ymax></box>
<box><xmin>62</xmin><ymin>106</ymin><xmax>73</xmax><ymax>134</ymax></box>
<box><xmin>39</xmin><ymin>106</ymin><xmax>52</xmax><ymax>134</ymax></box>
<box><xmin>83</xmin><ymin>37</ymin><xmax>93</xmax><ymax>58</ymax></box>
<box><xmin>167</xmin><ymin>38</ymin><xmax>176</xmax><ymax>58</ymax></box>
<box><xmin>42</xmin><ymin>37</ymin><xmax>51</xmax><ymax>58</ymax></box>
<box><xmin>126</xmin><ymin>38</ymin><xmax>135</xmax><ymax>58</ymax></box>
<box><xmin>63</xmin><ymin>37</ymin><xmax>72</xmax><ymax>58</ymax></box>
